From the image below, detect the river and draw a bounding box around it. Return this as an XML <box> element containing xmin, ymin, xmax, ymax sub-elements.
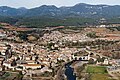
<box><xmin>65</xmin><ymin>60</ymin><xmax>88</xmax><ymax>80</ymax></box>
<box><xmin>65</xmin><ymin>61</ymin><xmax>76</xmax><ymax>80</ymax></box>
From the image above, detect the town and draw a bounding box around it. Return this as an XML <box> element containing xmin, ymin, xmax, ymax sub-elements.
<box><xmin>0</xmin><ymin>22</ymin><xmax>120</xmax><ymax>80</ymax></box>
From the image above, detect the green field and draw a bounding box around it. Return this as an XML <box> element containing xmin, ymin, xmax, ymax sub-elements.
<box><xmin>0</xmin><ymin>72</ymin><xmax>21</xmax><ymax>80</ymax></box>
<box><xmin>90</xmin><ymin>74</ymin><xmax>114</xmax><ymax>80</ymax></box>
<box><xmin>86</xmin><ymin>65</ymin><xmax>115</xmax><ymax>80</ymax></box>
<box><xmin>86</xmin><ymin>66</ymin><xmax>107</xmax><ymax>73</ymax></box>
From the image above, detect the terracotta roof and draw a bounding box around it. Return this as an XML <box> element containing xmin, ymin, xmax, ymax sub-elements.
<box><xmin>24</xmin><ymin>64</ymin><xmax>41</xmax><ymax>66</ymax></box>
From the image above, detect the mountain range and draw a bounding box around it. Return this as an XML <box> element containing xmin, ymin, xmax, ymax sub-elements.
<box><xmin>0</xmin><ymin>3</ymin><xmax>120</xmax><ymax>18</ymax></box>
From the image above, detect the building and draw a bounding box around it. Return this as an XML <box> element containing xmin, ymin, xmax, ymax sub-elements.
<box><xmin>23</xmin><ymin>64</ymin><xmax>41</xmax><ymax>70</ymax></box>
<box><xmin>103</xmin><ymin>59</ymin><xmax>109</xmax><ymax>65</ymax></box>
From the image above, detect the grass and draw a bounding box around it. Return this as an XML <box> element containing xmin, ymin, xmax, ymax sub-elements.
<box><xmin>0</xmin><ymin>72</ymin><xmax>21</xmax><ymax>80</ymax></box>
<box><xmin>0</xmin><ymin>72</ymin><xmax>10</xmax><ymax>80</ymax></box>
<box><xmin>86</xmin><ymin>65</ymin><xmax>116</xmax><ymax>80</ymax></box>
<box><xmin>91</xmin><ymin>74</ymin><xmax>114</xmax><ymax>80</ymax></box>
<box><xmin>86</xmin><ymin>65</ymin><xmax>107</xmax><ymax>73</ymax></box>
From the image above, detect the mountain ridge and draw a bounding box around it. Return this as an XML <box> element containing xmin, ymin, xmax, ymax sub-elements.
<box><xmin>0</xmin><ymin>3</ymin><xmax>120</xmax><ymax>18</ymax></box>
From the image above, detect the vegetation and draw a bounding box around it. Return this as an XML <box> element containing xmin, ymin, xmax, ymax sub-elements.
<box><xmin>98</xmin><ymin>41</ymin><xmax>120</xmax><ymax>59</ymax></box>
<box><xmin>90</xmin><ymin>74</ymin><xmax>113</xmax><ymax>80</ymax></box>
<box><xmin>86</xmin><ymin>32</ymin><xmax>98</xmax><ymax>38</ymax></box>
<box><xmin>17</xmin><ymin>17</ymin><xmax>96</xmax><ymax>28</ymax></box>
<box><xmin>115</xmin><ymin>27</ymin><xmax>120</xmax><ymax>31</ymax></box>
<box><xmin>0</xmin><ymin>16</ymin><xmax>96</xmax><ymax>28</ymax></box>
<box><xmin>107</xmin><ymin>27</ymin><xmax>120</xmax><ymax>31</ymax></box>
<box><xmin>40</xmin><ymin>71</ymin><xmax>53</xmax><ymax>77</ymax></box>
<box><xmin>97</xmin><ymin>57</ymin><xmax>106</xmax><ymax>62</ymax></box>
<box><xmin>0</xmin><ymin>72</ymin><xmax>10</xmax><ymax>80</ymax></box>
<box><xmin>108</xmin><ymin>18</ymin><xmax>120</xmax><ymax>24</ymax></box>
<box><xmin>64</xmin><ymin>40</ymin><xmax>116</xmax><ymax>48</ymax></box>
<box><xmin>0</xmin><ymin>16</ymin><xmax>18</xmax><ymax>24</ymax></box>
<box><xmin>86</xmin><ymin>66</ymin><xmax>107</xmax><ymax>73</ymax></box>
<box><xmin>17</xmin><ymin>32</ymin><xmax>28</xmax><ymax>41</ymax></box>
<box><xmin>76</xmin><ymin>64</ymin><xmax>87</xmax><ymax>79</ymax></box>
<box><xmin>1</xmin><ymin>15</ymin><xmax>120</xmax><ymax>28</ymax></box>
<box><xmin>88</xmin><ymin>58</ymin><xmax>95</xmax><ymax>64</ymax></box>
<box><xmin>85</xmin><ymin>66</ymin><xmax>113</xmax><ymax>80</ymax></box>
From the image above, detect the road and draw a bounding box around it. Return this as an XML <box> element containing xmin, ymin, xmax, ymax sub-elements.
<box><xmin>55</xmin><ymin>63</ymin><xmax>66</xmax><ymax>80</ymax></box>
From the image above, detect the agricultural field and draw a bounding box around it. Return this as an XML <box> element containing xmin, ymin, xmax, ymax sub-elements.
<box><xmin>86</xmin><ymin>65</ymin><xmax>107</xmax><ymax>73</ymax></box>
<box><xmin>86</xmin><ymin>65</ymin><xmax>115</xmax><ymax>80</ymax></box>
<box><xmin>90</xmin><ymin>74</ymin><xmax>115</xmax><ymax>80</ymax></box>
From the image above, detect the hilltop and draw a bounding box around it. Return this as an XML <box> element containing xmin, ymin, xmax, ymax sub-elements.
<box><xmin>0</xmin><ymin>3</ymin><xmax>120</xmax><ymax>27</ymax></box>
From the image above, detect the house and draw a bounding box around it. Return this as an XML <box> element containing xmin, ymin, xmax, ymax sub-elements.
<box><xmin>115</xmin><ymin>59</ymin><xmax>120</xmax><ymax>66</ymax></box>
<box><xmin>0</xmin><ymin>46</ymin><xmax>7</xmax><ymax>56</ymax></box>
<box><xmin>26</xmin><ymin>60</ymin><xmax>36</xmax><ymax>64</ymax></box>
<box><xmin>41</xmin><ymin>60</ymin><xmax>50</xmax><ymax>67</ymax></box>
<box><xmin>103</xmin><ymin>59</ymin><xmax>109</xmax><ymax>65</ymax></box>
<box><xmin>3</xmin><ymin>61</ymin><xmax>12</xmax><ymax>68</ymax></box>
<box><xmin>0</xmin><ymin>33</ymin><xmax>6</xmax><ymax>39</ymax></box>
<box><xmin>3</xmin><ymin>60</ymin><xmax>15</xmax><ymax>70</ymax></box>
<box><xmin>96</xmin><ymin>58</ymin><xmax>109</xmax><ymax>65</ymax></box>
<box><xmin>109</xmin><ymin>59</ymin><xmax>117</xmax><ymax>66</ymax></box>
<box><xmin>25</xmin><ymin>56</ymin><xmax>31</xmax><ymax>60</ymax></box>
<box><xmin>23</xmin><ymin>64</ymin><xmax>41</xmax><ymax>70</ymax></box>
<box><xmin>40</xmin><ymin>66</ymin><xmax>52</xmax><ymax>72</ymax></box>
<box><xmin>32</xmin><ymin>56</ymin><xmax>36</xmax><ymax>60</ymax></box>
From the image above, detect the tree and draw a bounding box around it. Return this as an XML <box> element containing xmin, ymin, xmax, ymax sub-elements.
<box><xmin>11</xmin><ymin>59</ymin><xmax>17</xmax><ymax>66</ymax></box>
<box><xmin>86</xmin><ymin>32</ymin><xmax>98</xmax><ymax>38</ymax></box>
<box><xmin>88</xmin><ymin>58</ymin><xmax>95</xmax><ymax>64</ymax></box>
<box><xmin>97</xmin><ymin>57</ymin><xmax>105</xmax><ymax>62</ymax></box>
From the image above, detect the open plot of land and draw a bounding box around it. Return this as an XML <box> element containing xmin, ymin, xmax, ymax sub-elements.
<box><xmin>86</xmin><ymin>65</ymin><xmax>116</xmax><ymax>80</ymax></box>
<box><xmin>86</xmin><ymin>65</ymin><xmax>107</xmax><ymax>73</ymax></box>
<box><xmin>112</xmin><ymin>73</ymin><xmax>120</xmax><ymax>80</ymax></box>
<box><xmin>0</xmin><ymin>72</ymin><xmax>20</xmax><ymax>80</ymax></box>
<box><xmin>0</xmin><ymin>72</ymin><xmax>10</xmax><ymax>80</ymax></box>
<box><xmin>91</xmin><ymin>74</ymin><xmax>115</xmax><ymax>80</ymax></box>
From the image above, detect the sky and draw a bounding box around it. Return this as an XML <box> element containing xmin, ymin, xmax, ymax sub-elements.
<box><xmin>0</xmin><ymin>0</ymin><xmax>120</xmax><ymax>9</ymax></box>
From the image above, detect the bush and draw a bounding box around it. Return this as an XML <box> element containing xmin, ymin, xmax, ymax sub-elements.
<box><xmin>86</xmin><ymin>32</ymin><xmax>98</xmax><ymax>38</ymax></box>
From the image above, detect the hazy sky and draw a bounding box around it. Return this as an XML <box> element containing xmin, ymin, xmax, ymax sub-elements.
<box><xmin>0</xmin><ymin>0</ymin><xmax>120</xmax><ymax>8</ymax></box>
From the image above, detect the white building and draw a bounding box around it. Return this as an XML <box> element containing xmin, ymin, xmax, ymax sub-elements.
<box><xmin>103</xmin><ymin>59</ymin><xmax>109</xmax><ymax>65</ymax></box>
